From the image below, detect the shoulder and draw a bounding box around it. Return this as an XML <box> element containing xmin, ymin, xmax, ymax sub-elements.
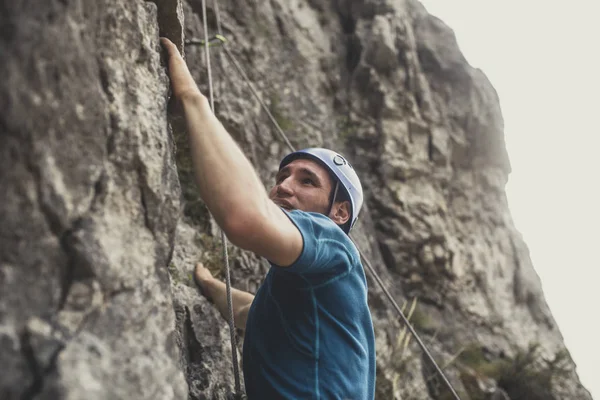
<box><xmin>286</xmin><ymin>210</ymin><xmax>353</xmax><ymax>245</ymax></box>
<box><xmin>279</xmin><ymin>210</ymin><xmax>360</xmax><ymax>273</ymax></box>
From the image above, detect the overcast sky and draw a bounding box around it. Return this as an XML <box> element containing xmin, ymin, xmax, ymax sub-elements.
<box><xmin>417</xmin><ymin>1</ymin><xmax>600</xmax><ymax>398</ymax></box>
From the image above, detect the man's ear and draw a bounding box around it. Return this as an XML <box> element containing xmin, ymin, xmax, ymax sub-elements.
<box><xmin>330</xmin><ymin>200</ymin><xmax>351</xmax><ymax>226</ymax></box>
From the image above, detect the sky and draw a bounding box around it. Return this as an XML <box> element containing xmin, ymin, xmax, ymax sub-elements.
<box><xmin>417</xmin><ymin>0</ymin><xmax>600</xmax><ymax>398</ymax></box>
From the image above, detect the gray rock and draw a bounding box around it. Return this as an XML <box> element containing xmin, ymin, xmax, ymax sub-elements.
<box><xmin>0</xmin><ymin>0</ymin><xmax>593</xmax><ymax>399</ymax></box>
<box><xmin>1</xmin><ymin>0</ymin><xmax>186</xmax><ymax>399</ymax></box>
<box><xmin>490</xmin><ymin>388</ymin><xmax>511</xmax><ymax>400</ymax></box>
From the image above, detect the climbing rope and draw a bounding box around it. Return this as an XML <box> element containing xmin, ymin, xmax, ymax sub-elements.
<box><xmin>199</xmin><ymin>0</ymin><xmax>242</xmax><ymax>397</ymax></box>
<box><xmin>357</xmin><ymin>248</ymin><xmax>461</xmax><ymax>400</ymax></box>
<box><xmin>188</xmin><ymin>2</ymin><xmax>461</xmax><ymax>399</ymax></box>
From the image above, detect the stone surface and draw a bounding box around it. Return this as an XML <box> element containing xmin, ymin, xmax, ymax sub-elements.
<box><xmin>150</xmin><ymin>0</ymin><xmax>186</xmax><ymax>52</ymax></box>
<box><xmin>0</xmin><ymin>0</ymin><xmax>593</xmax><ymax>399</ymax></box>
<box><xmin>174</xmin><ymin>0</ymin><xmax>593</xmax><ymax>399</ymax></box>
<box><xmin>0</xmin><ymin>0</ymin><xmax>186</xmax><ymax>399</ymax></box>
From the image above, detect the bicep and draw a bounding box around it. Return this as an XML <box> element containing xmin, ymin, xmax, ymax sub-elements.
<box><xmin>227</xmin><ymin>201</ymin><xmax>303</xmax><ymax>267</ymax></box>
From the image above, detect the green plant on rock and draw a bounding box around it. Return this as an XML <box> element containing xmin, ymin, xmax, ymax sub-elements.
<box><xmin>269</xmin><ymin>93</ymin><xmax>294</xmax><ymax>132</ymax></box>
<box><xmin>167</xmin><ymin>262</ymin><xmax>195</xmax><ymax>288</ymax></box>
<box><xmin>410</xmin><ymin>305</ymin><xmax>436</xmax><ymax>334</ymax></box>
<box><xmin>168</xmin><ymin>263</ymin><xmax>181</xmax><ymax>284</ymax></box>
<box><xmin>194</xmin><ymin>232</ymin><xmax>227</xmax><ymax>279</ymax></box>
<box><xmin>394</xmin><ymin>298</ymin><xmax>419</xmax><ymax>358</ymax></box>
<box><xmin>392</xmin><ymin>297</ymin><xmax>435</xmax><ymax>373</ymax></box>
<box><xmin>336</xmin><ymin>115</ymin><xmax>358</xmax><ymax>140</ymax></box>
<box><xmin>456</xmin><ymin>344</ymin><xmax>489</xmax><ymax>371</ymax></box>
<box><xmin>456</xmin><ymin>343</ymin><xmax>571</xmax><ymax>400</ymax></box>
<box><xmin>496</xmin><ymin>344</ymin><xmax>570</xmax><ymax>400</ymax></box>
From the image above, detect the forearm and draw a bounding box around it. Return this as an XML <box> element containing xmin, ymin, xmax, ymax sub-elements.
<box><xmin>202</xmin><ymin>277</ymin><xmax>254</xmax><ymax>330</ymax></box>
<box><xmin>181</xmin><ymin>93</ymin><xmax>270</xmax><ymax>236</ymax></box>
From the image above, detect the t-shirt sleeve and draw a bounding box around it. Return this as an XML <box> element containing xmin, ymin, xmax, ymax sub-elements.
<box><xmin>273</xmin><ymin>209</ymin><xmax>358</xmax><ymax>276</ymax></box>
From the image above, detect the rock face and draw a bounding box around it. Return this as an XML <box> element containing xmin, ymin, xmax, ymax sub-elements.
<box><xmin>0</xmin><ymin>1</ymin><xmax>186</xmax><ymax>399</ymax></box>
<box><xmin>0</xmin><ymin>0</ymin><xmax>593</xmax><ymax>400</ymax></box>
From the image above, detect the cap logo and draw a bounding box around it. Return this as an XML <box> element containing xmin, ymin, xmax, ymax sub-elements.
<box><xmin>333</xmin><ymin>155</ymin><xmax>346</xmax><ymax>166</ymax></box>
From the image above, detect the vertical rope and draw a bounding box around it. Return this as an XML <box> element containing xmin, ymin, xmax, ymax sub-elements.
<box><xmin>220</xmin><ymin>46</ymin><xmax>296</xmax><ymax>153</ymax></box>
<box><xmin>214</xmin><ymin>0</ymin><xmax>224</xmax><ymax>37</ymax></box>
<box><xmin>201</xmin><ymin>0</ymin><xmax>242</xmax><ymax>395</ymax></box>
<box><xmin>353</xmin><ymin>243</ymin><xmax>461</xmax><ymax>400</ymax></box>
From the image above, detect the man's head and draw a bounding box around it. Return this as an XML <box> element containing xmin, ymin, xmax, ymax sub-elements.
<box><xmin>269</xmin><ymin>148</ymin><xmax>363</xmax><ymax>233</ymax></box>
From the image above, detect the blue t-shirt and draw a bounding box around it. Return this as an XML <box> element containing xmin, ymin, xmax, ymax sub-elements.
<box><xmin>243</xmin><ymin>210</ymin><xmax>376</xmax><ymax>399</ymax></box>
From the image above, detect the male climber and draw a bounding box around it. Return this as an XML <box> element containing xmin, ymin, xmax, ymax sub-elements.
<box><xmin>161</xmin><ymin>37</ymin><xmax>376</xmax><ymax>399</ymax></box>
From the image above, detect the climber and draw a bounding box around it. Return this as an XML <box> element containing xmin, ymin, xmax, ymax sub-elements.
<box><xmin>161</xmin><ymin>37</ymin><xmax>376</xmax><ymax>400</ymax></box>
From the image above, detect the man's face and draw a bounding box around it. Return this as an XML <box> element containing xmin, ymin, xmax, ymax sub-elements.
<box><xmin>269</xmin><ymin>159</ymin><xmax>333</xmax><ymax>215</ymax></box>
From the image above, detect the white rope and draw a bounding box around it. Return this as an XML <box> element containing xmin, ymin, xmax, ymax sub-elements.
<box><xmin>200</xmin><ymin>0</ymin><xmax>242</xmax><ymax>396</ymax></box>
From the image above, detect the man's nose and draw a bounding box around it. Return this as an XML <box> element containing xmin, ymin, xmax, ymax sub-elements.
<box><xmin>277</xmin><ymin>179</ymin><xmax>294</xmax><ymax>196</ymax></box>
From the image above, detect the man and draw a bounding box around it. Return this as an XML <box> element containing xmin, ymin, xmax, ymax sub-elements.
<box><xmin>161</xmin><ymin>38</ymin><xmax>375</xmax><ymax>399</ymax></box>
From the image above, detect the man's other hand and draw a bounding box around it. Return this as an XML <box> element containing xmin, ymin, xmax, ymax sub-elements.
<box><xmin>194</xmin><ymin>262</ymin><xmax>215</xmax><ymax>300</ymax></box>
<box><xmin>160</xmin><ymin>37</ymin><xmax>202</xmax><ymax>100</ymax></box>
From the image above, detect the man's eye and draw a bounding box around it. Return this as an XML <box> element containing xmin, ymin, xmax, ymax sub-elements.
<box><xmin>302</xmin><ymin>178</ymin><xmax>315</xmax><ymax>185</ymax></box>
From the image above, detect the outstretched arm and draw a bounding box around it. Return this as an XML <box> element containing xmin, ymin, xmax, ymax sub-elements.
<box><xmin>194</xmin><ymin>263</ymin><xmax>254</xmax><ymax>330</ymax></box>
<box><xmin>160</xmin><ymin>38</ymin><xmax>302</xmax><ymax>267</ymax></box>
